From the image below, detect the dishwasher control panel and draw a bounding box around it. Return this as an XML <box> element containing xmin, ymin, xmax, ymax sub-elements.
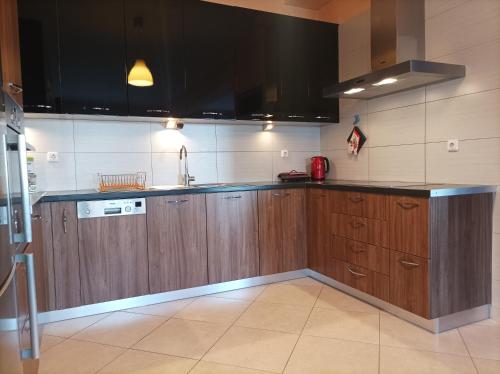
<box><xmin>77</xmin><ymin>198</ymin><xmax>146</xmax><ymax>219</ymax></box>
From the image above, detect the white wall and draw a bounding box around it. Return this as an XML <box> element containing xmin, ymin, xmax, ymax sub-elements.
<box><xmin>25</xmin><ymin>119</ymin><xmax>320</xmax><ymax>191</ymax></box>
<box><xmin>321</xmin><ymin>0</ymin><xmax>500</xmax><ymax>315</ymax></box>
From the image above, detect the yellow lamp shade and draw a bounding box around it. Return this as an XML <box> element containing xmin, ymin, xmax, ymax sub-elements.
<box><xmin>128</xmin><ymin>59</ymin><xmax>154</xmax><ymax>87</ymax></box>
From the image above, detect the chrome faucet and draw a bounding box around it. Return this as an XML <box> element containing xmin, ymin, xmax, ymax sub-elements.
<box><xmin>179</xmin><ymin>145</ymin><xmax>195</xmax><ymax>186</ymax></box>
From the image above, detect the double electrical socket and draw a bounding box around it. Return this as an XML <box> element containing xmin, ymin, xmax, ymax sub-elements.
<box><xmin>447</xmin><ymin>139</ymin><xmax>459</xmax><ymax>152</ymax></box>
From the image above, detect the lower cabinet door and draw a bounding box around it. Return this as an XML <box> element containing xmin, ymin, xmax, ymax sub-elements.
<box><xmin>78</xmin><ymin>214</ymin><xmax>149</xmax><ymax>305</ymax></box>
<box><xmin>207</xmin><ymin>191</ymin><xmax>259</xmax><ymax>283</ymax></box>
<box><xmin>307</xmin><ymin>189</ymin><xmax>330</xmax><ymax>274</ymax></box>
<box><xmin>390</xmin><ymin>251</ymin><xmax>430</xmax><ymax>318</ymax></box>
<box><xmin>281</xmin><ymin>189</ymin><xmax>307</xmax><ymax>272</ymax></box>
<box><xmin>147</xmin><ymin>195</ymin><xmax>208</xmax><ymax>293</ymax></box>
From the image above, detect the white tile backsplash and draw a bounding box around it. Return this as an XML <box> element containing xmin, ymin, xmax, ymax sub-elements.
<box><xmin>30</xmin><ymin>152</ymin><xmax>76</xmax><ymax>191</ymax></box>
<box><xmin>151</xmin><ymin>152</ymin><xmax>218</xmax><ymax>186</ymax></box>
<box><xmin>151</xmin><ymin>123</ymin><xmax>217</xmax><ymax>153</ymax></box>
<box><xmin>217</xmin><ymin>151</ymin><xmax>273</xmax><ymax>183</ymax></box>
<box><xmin>272</xmin><ymin>151</ymin><xmax>317</xmax><ymax>180</ymax></box>
<box><xmin>215</xmin><ymin>125</ymin><xmax>274</xmax><ymax>152</ymax></box>
<box><xmin>74</xmin><ymin>152</ymin><xmax>152</xmax><ymax>190</ymax></box>
<box><xmin>273</xmin><ymin>126</ymin><xmax>320</xmax><ymax>152</ymax></box>
<box><xmin>367</xmin><ymin>88</ymin><xmax>426</xmax><ymax>114</ymax></box>
<box><xmin>25</xmin><ymin>119</ymin><xmax>74</xmax><ymax>153</ymax></box>
<box><xmin>425</xmin><ymin>0</ymin><xmax>469</xmax><ymax>20</ymax></box>
<box><xmin>74</xmin><ymin>120</ymin><xmax>151</xmax><ymax>153</ymax></box>
<box><xmin>323</xmin><ymin>149</ymin><xmax>369</xmax><ymax>181</ymax></box>
<box><xmin>369</xmin><ymin>144</ymin><xmax>425</xmax><ymax>182</ymax></box>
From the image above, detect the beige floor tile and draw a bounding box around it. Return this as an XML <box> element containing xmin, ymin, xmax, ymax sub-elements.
<box><xmin>459</xmin><ymin>324</ymin><xmax>500</xmax><ymax>360</ymax></box>
<box><xmin>98</xmin><ymin>349</ymin><xmax>196</xmax><ymax>374</ymax></box>
<box><xmin>279</xmin><ymin>277</ymin><xmax>324</xmax><ymax>288</ymax></box>
<box><xmin>174</xmin><ymin>296</ymin><xmax>251</xmax><ymax>325</ymax></box>
<box><xmin>211</xmin><ymin>285</ymin><xmax>267</xmax><ymax>301</ymax></box>
<box><xmin>42</xmin><ymin>313</ymin><xmax>111</xmax><ymax>338</ymax></box>
<box><xmin>40</xmin><ymin>335</ymin><xmax>65</xmax><ymax>353</ymax></box>
<box><xmin>380</xmin><ymin>312</ymin><xmax>469</xmax><ymax>356</ymax></box>
<box><xmin>134</xmin><ymin>318</ymin><xmax>227</xmax><ymax>359</ymax></box>
<box><xmin>73</xmin><ymin>311</ymin><xmax>166</xmax><ymax>348</ymax></box>
<box><xmin>191</xmin><ymin>361</ymin><xmax>274</xmax><ymax>374</ymax></box>
<box><xmin>315</xmin><ymin>286</ymin><xmax>380</xmax><ymax>314</ymax></box>
<box><xmin>303</xmin><ymin>307</ymin><xmax>379</xmax><ymax>344</ymax></box>
<box><xmin>125</xmin><ymin>298</ymin><xmax>195</xmax><ymax>317</ymax></box>
<box><xmin>203</xmin><ymin>326</ymin><xmax>299</xmax><ymax>373</ymax></box>
<box><xmin>380</xmin><ymin>346</ymin><xmax>477</xmax><ymax>374</ymax></box>
<box><xmin>284</xmin><ymin>335</ymin><xmax>379</xmax><ymax>374</ymax></box>
<box><xmin>256</xmin><ymin>284</ymin><xmax>321</xmax><ymax>307</ymax></box>
<box><xmin>235</xmin><ymin>302</ymin><xmax>311</xmax><ymax>334</ymax></box>
<box><xmin>39</xmin><ymin>339</ymin><xmax>124</xmax><ymax>374</ymax></box>
<box><xmin>473</xmin><ymin>357</ymin><xmax>500</xmax><ymax>374</ymax></box>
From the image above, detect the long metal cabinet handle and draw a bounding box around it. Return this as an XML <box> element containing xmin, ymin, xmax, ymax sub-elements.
<box><xmin>349</xmin><ymin>196</ymin><xmax>364</xmax><ymax>203</ymax></box>
<box><xmin>62</xmin><ymin>208</ymin><xmax>68</xmax><ymax>233</ymax></box>
<box><xmin>15</xmin><ymin>253</ymin><xmax>40</xmax><ymax>360</ymax></box>
<box><xmin>348</xmin><ymin>245</ymin><xmax>366</xmax><ymax>254</ymax></box>
<box><xmin>347</xmin><ymin>266</ymin><xmax>367</xmax><ymax>278</ymax></box>
<box><xmin>18</xmin><ymin>135</ymin><xmax>32</xmax><ymax>243</ymax></box>
<box><xmin>223</xmin><ymin>196</ymin><xmax>242</xmax><ymax>200</ymax></box>
<box><xmin>349</xmin><ymin>221</ymin><xmax>365</xmax><ymax>229</ymax></box>
<box><xmin>397</xmin><ymin>201</ymin><xmax>419</xmax><ymax>210</ymax></box>
<box><xmin>167</xmin><ymin>199</ymin><xmax>189</xmax><ymax>205</ymax></box>
<box><xmin>1</xmin><ymin>135</ymin><xmax>14</xmax><ymax>243</ymax></box>
<box><xmin>8</xmin><ymin>82</ymin><xmax>23</xmax><ymax>93</ymax></box>
<box><xmin>399</xmin><ymin>260</ymin><xmax>420</xmax><ymax>268</ymax></box>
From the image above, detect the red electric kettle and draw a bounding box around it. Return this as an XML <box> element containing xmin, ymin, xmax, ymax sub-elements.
<box><xmin>310</xmin><ymin>156</ymin><xmax>330</xmax><ymax>181</ymax></box>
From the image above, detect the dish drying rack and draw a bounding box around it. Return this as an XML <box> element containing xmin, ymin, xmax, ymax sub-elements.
<box><xmin>98</xmin><ymin>172</ymin><xmax>146</xmax><ymax>192</ymax></box>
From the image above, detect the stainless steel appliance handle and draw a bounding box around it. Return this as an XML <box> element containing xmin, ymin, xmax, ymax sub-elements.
<box><xmin>18</xmin><ymin>135</ymin><xmax>32</xmax><ymax>243</ymax></box>
<box><xmin>15</xmin><ymin>253</ymin><xmax>40</xmax><ymax>360</ymax></box>
<box><xmin>2</xmin><ymin>134</ymin><xmax>14</xmax><ymax>243</ymax></box>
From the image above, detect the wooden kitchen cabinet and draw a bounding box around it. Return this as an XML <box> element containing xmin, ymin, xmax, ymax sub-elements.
<box><xmin>78</xmin><ymin>213</ymin><xmax>149</xmax><ymax>305</ymax></box>
<box><xmin>207</xmin><ymin>191</ymin><xmax>259</xmax><ymax>283</ymax></box>
<box><xmin>390</xmin><ymin>250</ymin><xmax>430</xmax><ymax>318</ymax></box>
<box><xmin>258</xmin><ymin>189</ymin><xmax>306</xmax><ymax>275</ymax></box>
<box><xmin>50</xmin><ymin>201</ymin><xmax>82</xmax><ymax>310</ymax></box>
<box><xmin>389</xmin><ymin>196</ymin><xmax>429</xmax><ymax>258</ymax></box>
<box><xmin>307</xmin><ymin>189</ymin><xmax>330</xmax><ymax>275</ymax></box>
<box><xmin>147</xmin><ymin>195</ymin><xmax>208</xmax><ymax>293</ymax></box>
<box><xmin>0</xmin><ymin>0</ymin><xmax>23</xmax><ymax>105</ymax></box>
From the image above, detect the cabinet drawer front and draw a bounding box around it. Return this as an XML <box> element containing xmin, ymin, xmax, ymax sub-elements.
<box><xmin>331</xmin><ymin>214</ymin><xmax>388</xmax><ymax>247</ymax></box>
<box><xmin>332</xmin><ymin>236</ymin><xmax>389</xmax><ymax>275</ymax></box>
<box><xmin>331</xmin><ymin>191</ymin><xmax>388</xmax><ymax>220</ymax></box>
<box><xmin>389</xmin><ymin>251</ymin><xmax>430</xmax><ymax>318</ymax></box>
<box><xmin>389</xmin><ymin>196</ymin><xmax>429</xmax><ymax>258</ymax></box>
<box><xmin>328</xmin><ymin>258</ymin><xmax>389</xmax><ymax>301</ymax></box>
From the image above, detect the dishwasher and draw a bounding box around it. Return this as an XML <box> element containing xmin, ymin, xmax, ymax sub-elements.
<box><xmin>76</xmin><ymin>198</ymin><xmax>149</xmax><ymax>305</ymax></box>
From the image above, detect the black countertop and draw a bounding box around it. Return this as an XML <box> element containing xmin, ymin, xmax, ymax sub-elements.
<box><xmin>31</xmin><ymin>180</ymin><xmax>497</xmax><ymax>204</ymax></box>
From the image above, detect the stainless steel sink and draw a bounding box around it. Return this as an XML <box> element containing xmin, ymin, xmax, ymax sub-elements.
<box><xmin>148</xmin><ymin>184</ymin><xmax>197</xmax><ymax>190</ymax></box>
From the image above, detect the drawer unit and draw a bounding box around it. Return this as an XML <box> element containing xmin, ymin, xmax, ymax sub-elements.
<box><xmin>332</xmin><ymin>236</ymin><xmax>390</xmax><ymax>275</ymax></box>
<box><xmin>389</xmin><ymin>196</ymin><xmax>429</xmax><ymax>258</ymax></box>
<box><xmin>331</xmin><ymin>213</ymin><xmax>389</xmax><ymax>247</ymax></box>
<box><xmin>331</xmin><ymin>191</ymin><xmax>388</xmax><ymax>220</ymax></box>
<box><xmin>389</xmin><ymin>250</ymin><xmax>430</xmax><ymax>318</ymax></box>
<box><xmin>329</xmin><ymin>258</ymin><xmax>389</xmax><ymax>302</ymax></box>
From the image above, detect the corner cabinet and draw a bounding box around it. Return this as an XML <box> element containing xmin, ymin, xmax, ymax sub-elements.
<box><xmin>206</xmin><ymin>191</ymin><xmax>259</xmax><ymax>283</ymax></box>
<box><xmin>258</xmin><ymin>189</ymin><xmax>307</xmax><ymax>275</ymax></box>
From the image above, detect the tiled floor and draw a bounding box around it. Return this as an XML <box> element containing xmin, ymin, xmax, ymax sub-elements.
<box><xmin>39</xmin><ymin>277</ymin><xmax>500</xmax><ymax>374</ymax></box>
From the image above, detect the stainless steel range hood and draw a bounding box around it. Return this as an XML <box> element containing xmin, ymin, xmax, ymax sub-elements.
<box><xmin>324</xmin><ymin>0</ymin><xmax>465</xmax><ymax>100</ymax></box>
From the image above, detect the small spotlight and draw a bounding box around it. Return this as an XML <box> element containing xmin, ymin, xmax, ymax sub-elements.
<box><xmin>262</xmin><ymin>121</ymin><xmax>274</xmax><ymax>131</ymax></box>
<box><xmin>162</xmin><ymin>118</ymin><xmax>184</xmax><ymax>130</ymax></box>
<box><xmin>344</xmin><ymin>88</ymin><xmax>365</xmax><ymax>95</ymax></box>
<box><xmin>372</xmin><ymin>78</ymin><xmax>398</xmax><ymax>86</ymax></box>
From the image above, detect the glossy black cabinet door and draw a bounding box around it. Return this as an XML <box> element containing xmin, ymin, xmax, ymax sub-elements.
<box><xmin>58</xmin><ymin>0</ymin><xmax>128</xmax><ymax>115</ymax></box>
<box><xmin>306</xmin><ymin>20</ymin><xmax>339</xmax><ymax>123</ymax></box>
<box><xmin>125</xmin><ymin>0</ymin><xmax>185</xmax><ymax>117</ymax></box>
<box><xmin>183</xmin><ymin>0</ymin><xmax>237</xmax><ymax>119</ymax></box>
<box><xmin>234</xmin><ymin>8</ymin><xmax>279</xmax><ymax>121</ymax></box>
<box><xmin>18</xmin><ymin>0</ymin><xmax>61</xmax><ymax>113</ymax></box>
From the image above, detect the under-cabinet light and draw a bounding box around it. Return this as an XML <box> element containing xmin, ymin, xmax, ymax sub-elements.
<box><xmin>372</xmin><ymin>78</ymin><xmax>398</xmax><ymax>86</ymax></box>
<box><xmin>344</xmin><ymin>88</ymin><xmax>365</xmax><ymax>95</ymax></box>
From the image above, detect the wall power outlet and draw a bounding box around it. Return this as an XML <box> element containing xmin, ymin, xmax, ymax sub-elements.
<box><xmin>47</xmin><ymin>151</ymin><xmax>59</xmax><ymax>162</ymax></box>
<box><xmin>447</xmin><ymin>139</ymin><xmax>459</xmax><ymax>152</ymax></box>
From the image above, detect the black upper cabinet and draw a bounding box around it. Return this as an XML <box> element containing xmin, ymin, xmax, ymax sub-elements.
<box><xmin>58</xmin><ymin>0</ymin><xmax>128</xmax><ymax>115</ymax></box>
<box><xmin>18</xmin><ymin>0</ymin><xmax>61</xmax><ymax>113</ymax></box>
<box><xmin>234</xmin><ymin>9</ymin><xmax>279</xmax><ymax>121</ymax></box>
<box><xmin>306</xmin><ymin>20</ymin><xmax>339</xmax><ymax>123</ymax></box>
<box><xmin>125</xmin><ymin>0</ymin><xmax>185</xmax><ymax>117</ymax></box>
<box><xmin>183</xmin><ymin>0</ymin><xmax>237</xmax><ymax>119</ymax></box>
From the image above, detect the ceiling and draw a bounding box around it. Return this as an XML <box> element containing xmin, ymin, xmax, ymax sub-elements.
<box><xmin>284</xmin><ymin>0</ymin><xmax>333</xmax><ymax>10</ymax></box>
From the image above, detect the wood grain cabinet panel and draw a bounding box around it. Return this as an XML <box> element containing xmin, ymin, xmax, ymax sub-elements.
<box><xmin>307</xmin><ymin>189</ymin><xmax>330</xmax><ymax>274</ymax></box>
<box><xmin>259</xmin><ymin>189</ymin><xmax>306</xmax><ymax>275</ymax></box>
<box><xmin>332</xmin><ymin>236</ymin><xmax>389</xmax><ymax>275</ymax></box>
<box><xmin>50</xmin><ymin>201</ymin><xmax>81</xmax><ymax>309</ymax></box>
<box><xmin>390</xmin><ymin>251</ymin><xmax>430</xmax><ymax>318</ymax></box>
<box><xmin>0</xmin><ymin>0</ymin><xmax>23</xmax><ymax>105</ymax></box>
<box><xmin>331</xmin><ymin>191</ymin><xmax>388</xmax><ymax>220</ymax></box>
<box><xmin>147</xmin><ymin>195</ymin><xmax>208</xmax><ymax>293</ymax></box>
<box><xmin>331</xmin><ymin>213</ymin><xmax>388</xmax><ymax>247</ymax></box>
<box><xmin>207</xmin><ymin>191</ymin><xmax>259</xmax><ymax>283</ymax></box>
<box><xmin>389</xmin><ymin>196</ymin><xmax>429</xmax><ymax>258</ymax></box>
<box><xmin>78</xmin><ymin>214</ymin><xmax>149</xmax><ymax>305</ymax></box>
